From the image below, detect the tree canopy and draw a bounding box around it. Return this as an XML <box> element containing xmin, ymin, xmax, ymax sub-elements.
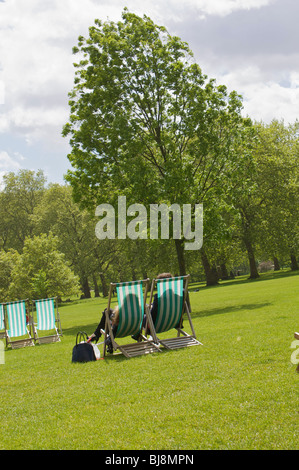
<box><xmin>62</xmin><ymin>9</ymin><xmax>255</xmax><ymax>274</ymax></box>
<box><xmin>8</xmin><ymin>233</ymin><xmax>81</xmax><ymax>300</ymax></box>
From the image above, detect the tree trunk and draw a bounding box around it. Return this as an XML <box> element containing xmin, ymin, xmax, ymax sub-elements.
<box><xmin>244</xmin><ymin>238</ymin><xmax>259</xmax><ymax>279</ymax></box>
<box><xmin>220</xmin><ymin>263</ymin><xmax>229</xmax><ymax>280</ymax></box>
<box><xmin>99</xmin><ymin>272</ymin><xmax>108</xmax><ymax>297</ymax></box>
<box><xmin>93</xmin><ymin>274</ymin><xmax>100</xmax><ymax>297</ymax></box>
<box><xmin>240</xmin><ymin>209</ymin><xmax>259</xmax><ymax>279</ymax></box>
<box><xmin>200</xmin><ymin>248</ymin><xmax>219</xmax><ymax>286</ymax></box>
<box><xmin>174</xmin><ymin>239</ymin><xmax>186</xmax><ymax>276</ymax></box>
<box><xmin>290</xmin><ymin>251</ymin><xmax>299</xmax><ymax>271</ymax></box>
<box><xmin>81</xmin><ymin>276</ymin><xmax>91</xmax><ymax>298</ymax></box>
<box><xmin>131</xmin><ymin>268</ymin><xmax>137</xmax><ymax>281</ymax></box>
<box><xmin>273</xmin><ymin>256</ymin><xmax>280</xmax><ymax>271</ymax></box>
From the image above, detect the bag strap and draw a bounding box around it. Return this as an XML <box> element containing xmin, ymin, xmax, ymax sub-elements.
<box><xmin>76</xmin><ymin>331</ymin><xmax>88</xmax><ymax>345</ymax></box>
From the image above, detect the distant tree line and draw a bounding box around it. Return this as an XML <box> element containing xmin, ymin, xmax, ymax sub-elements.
<box><xmin>0</xmin><ymin>124</ymin><xmax>298</xmax><ymax>303</ymax></box>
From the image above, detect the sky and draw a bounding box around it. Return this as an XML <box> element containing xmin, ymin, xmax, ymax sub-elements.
<box><xmin>0</xmin><ymin>0</ymin><xmax>298</xmax><ymax>186</ymax></box>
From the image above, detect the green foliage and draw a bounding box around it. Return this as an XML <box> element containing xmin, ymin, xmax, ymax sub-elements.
<box><xmin>0</xmin><ymin>169</ymin><xmax>46</xmax><ymax>252</ymax></box>
<box><xmin>63</xmin><ymin>9</ymin><xmax>247</xmax><ymax>214</ymax></box>
<box><xmin>0</xmin><ymin>249</ymin><xmax>20</xmax><ymax>302</ymax></box>
<box><xmin>30</xmin><ymin>270</ymin><xmax>50</xmax><ymax>300</ymax></box>
<box><xmin>8</xmin><ymin>233</ymin><xmax>81</xmax><ymax>300</ymax></box>
<box><xmin>253</xmin><ymin>120</ymin><xmax>299</xmax><ymax>260</ymax></box>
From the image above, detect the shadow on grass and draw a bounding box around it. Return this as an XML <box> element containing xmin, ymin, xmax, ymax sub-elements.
<box><xmin>189</xmin><ymin>268</ymin><xmax>299</xmax><ymax>292</ymax></box>
<box><xmin>62</xmin><ymin>302</ymin><xmax>273</xmax><ymax>336</ymax></box>
<box><xmin>192</xmin><ymin>302</ymin><xmax>272</xmax><ymax>319</ymax></box>
<box><xmin>100</xmin><ymin>349</ymin><xmax>167</xmax><ymax>363</ymax></box>
<box><xmin>62</xmin><ymin>323</ymin><xmax>99</xmax><ymax>337</ymax></box>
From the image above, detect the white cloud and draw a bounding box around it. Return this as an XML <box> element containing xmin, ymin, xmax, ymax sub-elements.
<box><xmin>0</xmin><ymin>0</ymin><xmax>160</xmax><ymax>145</ymax></box>
<box><xmin>162</xmin><ymin>0</ymin><xmax>274</xmax><ymax>18</ymax></box>
<box><xmin>0</xmin><ymin>79</ymin><xmax>4</xmax><ymax>105</ymax></box>
<box><xmin>0</xmin><ymin>0</ymin><xmax>282</xmax><ymax>133</ymax></box>
<box><xmin>0</xmin><ymin>150</ymin><xmax>23</xmax><ymax>185</ymax></box>
<box><xmin>243</xmin><ymin>82</ymin><xmax>299</xmax><ymax>123</ymax></box>
<box><xmin>218</xmin><ymin>65</ymin><xmax>299</xmax><ymax>123</ymax></box>
<box><xmin>0</xmin><ymin>150</ymin><xmax>22</xmax><ymax>170</ymax></box>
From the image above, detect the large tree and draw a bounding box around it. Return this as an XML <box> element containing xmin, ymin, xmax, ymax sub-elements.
<box><xmin>8</xmin><ymin>233</ymin><xmax>81</xmax><ymax>300</ymax></box>
<box><xmin>0</xmin><ymin>169</ymin><xmax>46</xmax><ymax>252</ymax></box>
<box><xmin>63</xmin><ymin>9</ymin><xmax>249</xmax><ymax>274</ymax></box>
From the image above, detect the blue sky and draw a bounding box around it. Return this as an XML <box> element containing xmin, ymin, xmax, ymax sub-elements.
<box><xmin>0</xmin><ymin>0</ymin><xmax>298</xmax><ymax>185</ymax></box>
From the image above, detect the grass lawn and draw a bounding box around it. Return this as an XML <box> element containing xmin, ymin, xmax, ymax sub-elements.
<box><xmin>0</xmin><ymin>270</ymin><xmax>298</xmax><ymax>450</ymax></box>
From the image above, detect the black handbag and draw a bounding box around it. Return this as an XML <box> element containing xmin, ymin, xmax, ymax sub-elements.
<box><xmin>72</xmin><ymin>331</ymin><xmax>96</xmax><ymax>363</ymax></box>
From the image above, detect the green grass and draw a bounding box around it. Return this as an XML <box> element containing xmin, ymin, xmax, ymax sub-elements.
<box><xmin>1</xmin><ymin>271</ymin><xmax>298</xmax><ymax>450</ymax></box>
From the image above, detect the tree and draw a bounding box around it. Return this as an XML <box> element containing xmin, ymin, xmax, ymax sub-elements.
<box><xmin>253</xmin><ymin>120</ymin><xmax>299</xmax><ymax>270</ymax></box>
<box><xmin>63</xmin><ymin>9</ymin><xmax>248</xmax><ymax>275</ymax></box>
<box><xmin>0</xmin><ymin>249</ymin><xmax>20</xmax><ymax>302</ymax></box>
<box><xmin>225</xmin><ymin>119</ymin><xmax>299</xmax><ymax>278</ymax></box>
<box><xmin>0</xmin><ymin>169</ymin><xmax>46</xmax><ymax>252</ymax></box>
<box><xmin>221</xmin><ymin>121</ymin><xmax>261</xmax><ymax>279</ymax></box>
<box><xmin>9</xmin><ymin>233</ymin><xmax>81</xmax><ymax>300</ymax></box>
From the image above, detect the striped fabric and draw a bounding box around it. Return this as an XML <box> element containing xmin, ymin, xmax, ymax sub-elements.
<box><xmin>35</xmin><ymin>298</ymin><xmax>56</xmax><ymax>331</ymax></box>
<box><xmin>6</xmin><ymin>301</ymin><xmax>28</xmax><ymax>338</ymax></box>
<box><xmin>155</xmin><ymin>277</ymin><xmax>184</xmax><ymax>334</ymax></box>
<box><xmin>0</xmin><ymin>304</ymin><xmax>4</xmax><ymax>331</ymax></box>
<box><xmin>116</xmin><ymin>281</ymin><xmax>144</xmax><ymax>338</ymax></box>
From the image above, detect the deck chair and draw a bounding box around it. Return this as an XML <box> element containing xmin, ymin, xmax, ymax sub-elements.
<box><xmin>33</xmin><ymin>297</ymin><xmax>62</xmax><ymax>344</ymax></box>
<box><xmin>0</xmin><ymin>303</ymin><xmax>5</xmax><ymax>339</ymax></box>
<box><xmin>147</xmin><ymin>275</ymin><xmax>202</xmax><ymax>350</ymax></box>
<box><xmin>103</xmin><ymin>279</ymin><xmax>160</xmax><ymax>358</ymax></box>
<box><xmin>5</xmin><ymin>300</ymin><xmax>34</xmax><ymax>349</ymax></box>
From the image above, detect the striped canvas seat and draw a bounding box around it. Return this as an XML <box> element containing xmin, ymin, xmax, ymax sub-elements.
<box><xmin>5</xmin><ymin>300</ymin><xmax>34</xmax><ymax>349</ymax></box>
<box><xmin>33</xmin><ymin>297</ymin><xmax>62</xmax><ymax>344</ymax></box>
<box><xmin>148</xmin><ymin>275</ymin><xmax>201</xmax><ymax>350</ymax></box>
<box><xmin>36</xmin><ymin>298</ymin><xmax>56</xmax><ymax>331</ymax></box>
<box><xmin>116</xmin><ymin>281</ymin><xmax>145</xmax><ymax>338</ymax></box>
<box><xmin>103</xmin><ymin>279</ymin><xmax>160</xmax><ymax>358</ymax></box>
<box><xmin>155</xmin><ymin>277</ymin><xmax>184</xmax><ymax>334</ymax></box>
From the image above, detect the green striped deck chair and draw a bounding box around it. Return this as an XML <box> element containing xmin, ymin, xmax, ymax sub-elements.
<box><xmin>148</xmin><ymin>275</ymin><xmax>201</xmax><ymax>350</ymax></box>
<box><xmin>104</xmin><ymin>279</ymin><xmax>160</xmax><ymax>358</ymax></box>
<box><xmin>0</xmin><ymin>303</ymin><xmax>5</xmax><ymax>339</ymax></box>
<box><xmin>5</xmin><ymin>300</ymin><xmax>34</xmax><ymax>349</ymax></box>
<box><xmin>33</xmin><ymin>297</ymin><xmax>62</xmax><ymax>344</ymax></box>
